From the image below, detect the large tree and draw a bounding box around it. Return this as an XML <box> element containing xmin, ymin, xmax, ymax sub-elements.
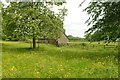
<box><xmin>2</xmin><ymin>2</ymin><xmax>67</xmax><ymax>48</ymax></box>
<box><xmin>83</xmin><ymin>1</ymin><xmax>120</xmax><ymax>41</ymax></box>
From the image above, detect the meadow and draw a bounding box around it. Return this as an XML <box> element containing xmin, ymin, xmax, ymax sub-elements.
<box><xmin>1</xmin><ymin>41</ymin><xmax>118</xmax><ymax>78</ymax></box>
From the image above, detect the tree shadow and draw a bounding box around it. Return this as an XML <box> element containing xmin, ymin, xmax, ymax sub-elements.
<box><xmin>2</xmin><ymin>43</ymin><xmax>45</xmax><ymax>54</ymax></box>
<box><xmin>2</xmin><ymin>42</ymin><xmax>118</xmax><ymax>64</ymax></box>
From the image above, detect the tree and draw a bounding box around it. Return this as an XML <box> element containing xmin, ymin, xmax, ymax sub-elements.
<box><xmin>0</xmin><ymin>3</ymin><xmax>2</xmax><ymax>40</ymax></box>
<box><xmin>67</xmin><ymin>35</ymin><xmax>82</xmax><ymax>41</ymax></box>
<box><xmin>82</xmin><ymin>1</ymin><xmax>120</xmax><ymax>41</ymax></box>
<box><xmin>85</xmin><ymin>30</ymin><xmax>106</xmax><ymax>42</ymax></box>
<box><xmin>2</xmin><ymin>2</ymin><xmax>67</xmax><ymax>48</ymax></box>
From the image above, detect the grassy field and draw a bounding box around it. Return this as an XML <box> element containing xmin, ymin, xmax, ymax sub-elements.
<box><xmin>1</xmin><ymin>41</ymin><xmax>118</xmax><ymax>78</ymax></box>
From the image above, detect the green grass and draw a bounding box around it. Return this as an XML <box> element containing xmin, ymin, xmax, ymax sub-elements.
<box><xmin>1</xmin><ymin>41</ymin><xmax>118</xmax><ymax>78</ymax></box>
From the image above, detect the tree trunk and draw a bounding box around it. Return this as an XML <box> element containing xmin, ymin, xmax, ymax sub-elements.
<box><xmin>33</xmin><ymin>37</ymin><xmax>36</xmax><ymax>49</ymax></box>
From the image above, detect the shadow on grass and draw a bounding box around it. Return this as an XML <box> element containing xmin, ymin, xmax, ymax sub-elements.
<box><xmin>2</xmin><ymin>43</ymin><xmax>45</xmax><ymax>54</ymax></box>
<box><xmin>2</xmin><ymin>42</ymin><xmax>118</xmax><ymax>63</ymax></box>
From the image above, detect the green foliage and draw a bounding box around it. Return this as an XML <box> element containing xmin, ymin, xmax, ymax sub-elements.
<box><xmin>0</xmin><ymin>2</ymin><xmax>2</xmax><ymax>41</ymax></box>
<box><xmin>81</xmin><ymin>43</ymin><xmax>86</xmax><ymax>46</ymax></box>
<box><xmin>83</xmin><ymin>1</ymin><xmax>120</xmax><ymax>41</ymax></box>
<box><xmin>85</xmin><ymin>31</ymin><xmax>106</xmax><ymax>42</ymax></box>
<box><xmin>2</xmin><ymin>41</ymin><xmax>118</xmax><ymax>78</ymax></box>
<box><xmin>2</xmin><ymin>2</ymin><xmax>67</xmax><ymax>48</ymax></box>
<box><xmin>67</xmin><ymin>35</ymin><xmax>85</xmax><ymax>42</ymax></box>
<box><xmin>2</xmin><ymin>2</ymin><xmax>64</xmax><ymax>39</ymax></box>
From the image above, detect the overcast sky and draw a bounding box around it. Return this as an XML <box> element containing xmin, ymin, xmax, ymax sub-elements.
<box><xmin>63</xmin><ymin>0</ymin><xmax>90</xmax><ymax>38</ymax></box>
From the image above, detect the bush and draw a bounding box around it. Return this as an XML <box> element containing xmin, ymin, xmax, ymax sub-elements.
<box><xmin>81</xmin><ymin>43</ymin><xmax>86</xmax><ymax>46</ymax></box>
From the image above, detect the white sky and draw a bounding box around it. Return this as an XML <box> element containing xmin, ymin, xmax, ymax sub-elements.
<box><xmin>63</xmin><ymin>0</ymin><xmax>90</xmax><ymax>38</ymax></box>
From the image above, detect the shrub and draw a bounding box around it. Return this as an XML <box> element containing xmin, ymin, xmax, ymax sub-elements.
<box><xmin>81</xmin><ymin>43</ymin><xmax>86</xmax><ymax>46</ymax></box>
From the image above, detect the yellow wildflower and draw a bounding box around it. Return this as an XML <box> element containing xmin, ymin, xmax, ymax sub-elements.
<box><xmin>10</xmin><ymin>66</ymin><xmax>17</xmax><ymax>71</ymax></box>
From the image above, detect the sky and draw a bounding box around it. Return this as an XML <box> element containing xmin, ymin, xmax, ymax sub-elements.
<box><xmin>63</xmin><ymin>0</ymin><xmax>90</xmax><ymax>38</ymax></box>
<box><xmin>1</xmin><ymin>0</ymin><xmax>91</xmax><ymax>38</ymax></box>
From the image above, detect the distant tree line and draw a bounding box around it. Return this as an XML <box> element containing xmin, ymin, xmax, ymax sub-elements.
<box><xmin>67</xmin><ymin>35</ymin><xmax>86</xmax><ymax>41</ymax></box>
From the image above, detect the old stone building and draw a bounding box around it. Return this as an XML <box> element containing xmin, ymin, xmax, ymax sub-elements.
<box><xmin>39</xmin><ymin>33</ymin><xmax>69</xmax><ymax>46</ymax></box>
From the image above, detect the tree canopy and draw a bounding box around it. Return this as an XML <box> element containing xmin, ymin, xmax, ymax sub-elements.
<box><xmin>2</xmin><ymin>2</ymin><xmax>67</xmax><ymax>48</ymax></box>
<box><xmin>83</xmin><ymin>1</ymin><xmax>120</xmax><ymax>41</ymax></box>
<box><xmin>0</xmin><ymin>2</ymin><xmax>2</xmax><ymax>39</ymax></box>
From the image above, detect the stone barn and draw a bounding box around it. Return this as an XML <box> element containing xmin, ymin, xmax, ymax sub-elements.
<box><xmin>57</xmin><ymin>33</ymin><xmax>69</xmax><ymax>45</ymax></box>
<box><xmin>39</xmin><ymin>33</ymin><xmax>69</xmax><ymax>46</ymax></box>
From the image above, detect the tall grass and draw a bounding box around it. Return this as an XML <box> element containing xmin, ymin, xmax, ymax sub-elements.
<box><xmin>1</xmin><ymin>41</ymin><xmax>118</xmax><ymax>78</ymax></box>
